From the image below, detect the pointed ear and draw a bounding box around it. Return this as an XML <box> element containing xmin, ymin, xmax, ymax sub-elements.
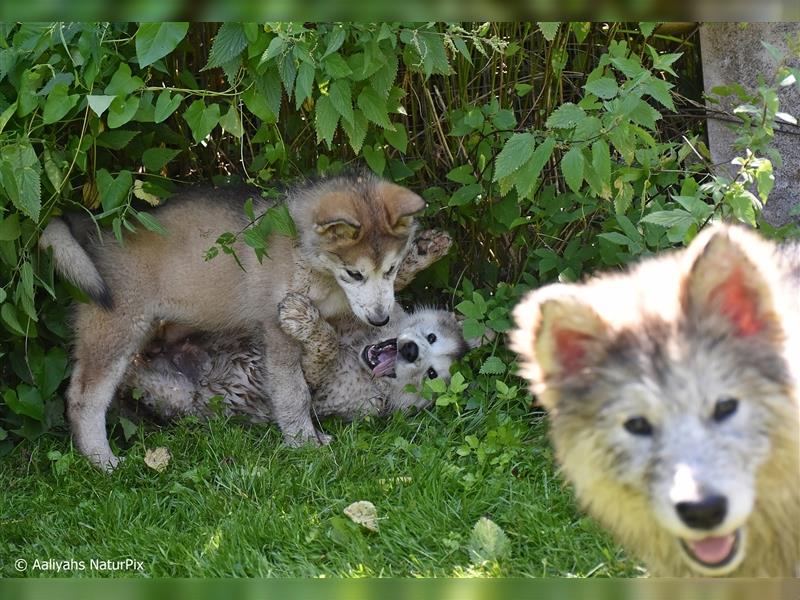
<box><xmin>380</xmin><ymin>183</ymin><xmax>426</xmax><ymax>236</ymax></box>
<box><xmin>511</xmin><ymin>289</ymin><xmax>610</xmax><ymax>395</ymax></box>
<box><xmin>682</xmin><ymin>229</ymin><xmax>779</xmax><ymax>339</ymax></box>
<box><xmin>314</xmin><ymin>218</ymin><xmax>361</xmax><ymax>241</ymax></box>
<box><xmin>314</xmin><ymin>192</ymin><xmax>362</xmax><ymax>242</ymax></box>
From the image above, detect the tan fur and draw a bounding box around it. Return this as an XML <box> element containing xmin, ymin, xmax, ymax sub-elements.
<box><xmin>39</xmin><ymin>174</ymin><xmax>424</xmax><ymax>470</ymax></box>
<box><xmin>512</xmin><ymin>225</ymin><xmax>800</xmax><ymax>576</ymax></box>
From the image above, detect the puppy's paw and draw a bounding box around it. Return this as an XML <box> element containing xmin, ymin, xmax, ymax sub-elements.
<box><xmin>283</xmin><ymin>427</ymin><xmax>330</xmax><ymax>448</ymax></box>
<box><xmin>407</xmin><ymin>230</ymin><xmax>452</xmax><ymax>270</ymax></box>
<box><xmin>278</xmin><ymin>292</ymin><xmax>320</xmax><ymax>341</ymax></box>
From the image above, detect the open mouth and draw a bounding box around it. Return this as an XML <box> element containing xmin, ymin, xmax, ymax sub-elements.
<box><xmin>679</xmin><ymin>528</ymin><xmax>743</xmax><ymax>572</ymax></box>
<box><xmin>361</xmin><ymin>338</ymin><xmax>397</xmax><ymax>378</ymax></box>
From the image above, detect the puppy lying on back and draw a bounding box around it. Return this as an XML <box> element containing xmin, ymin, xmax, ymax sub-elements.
<box><xmin>511</xmin><ymin>225</ymin><xmax>799</xmax><ymax>576</ymax></box>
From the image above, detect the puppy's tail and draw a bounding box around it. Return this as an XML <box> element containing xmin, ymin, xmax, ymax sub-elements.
<box><xmin>38</xmin><ymin>217</ymin><xmax>114</xmax><ymax>310</ymax></box>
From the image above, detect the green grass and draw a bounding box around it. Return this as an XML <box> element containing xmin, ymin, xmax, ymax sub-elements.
<box><xmin>0</xmin><ymin>400</ymin><xmax>642</xmax><ymax>578</ymax></box>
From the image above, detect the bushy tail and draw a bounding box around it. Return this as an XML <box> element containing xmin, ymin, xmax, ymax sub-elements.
<box><xmin>38</xmin><ymin>217</ymin><xmax>113</xmax><ymax>309</ymax></box>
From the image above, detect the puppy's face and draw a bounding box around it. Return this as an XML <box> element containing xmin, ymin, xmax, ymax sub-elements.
<box><xmin>511</xmin><ymin>227</ymin><xmax>795</xmax><ymax>575</ymax></box>
<box><xmin>312</xmin><ymin>177</ymin><xmax>425</xmax><ymax>327</ymax></box>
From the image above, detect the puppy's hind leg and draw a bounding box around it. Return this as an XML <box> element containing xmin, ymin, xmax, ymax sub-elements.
<box><xmin>69</xmin><ymin>306</ymin><xmax>150</xmax><ymax>471</ymax></box>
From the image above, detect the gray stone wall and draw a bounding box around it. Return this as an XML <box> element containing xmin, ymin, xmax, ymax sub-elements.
<box><xmin>700</xmin><ymin>22</ymin><xmax>800</xmax><ymax>225</ymax></box>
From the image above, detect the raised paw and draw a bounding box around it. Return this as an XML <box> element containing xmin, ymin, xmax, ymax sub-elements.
<box><xmin>411</xmin><ymin>229</ymin><xmax>452</xmax><ymax>263</ymax></box>
<box><xmin>278</xmin><ymin>292</ymin><xmax>320</xmax><ymax>342</ymax></box>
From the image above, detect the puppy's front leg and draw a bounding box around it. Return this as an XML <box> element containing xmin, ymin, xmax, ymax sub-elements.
<box><xmin>261</xmin><ymin>323</ymin><xmax>331</xmax><ymax>446</ymax></box>
<box><xmin>394</xmin><ymin>229</ymin><xmax>452</xmax><ymax>291</ymax></box>
<box><xmin>278</xmin><ymin>292</ymin><xmax>339</xmax><ymax>390</ymax></box>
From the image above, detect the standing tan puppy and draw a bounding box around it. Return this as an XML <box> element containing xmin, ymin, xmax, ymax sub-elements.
<box><xmin>512</xmin><ymin>225</ymin><xmax>800</xmax><ymax>576</ymax></box>
<box><xmin>39</xmin><ymin>173</ymin><xmax>425</xmax><ymax>470</ymax></box>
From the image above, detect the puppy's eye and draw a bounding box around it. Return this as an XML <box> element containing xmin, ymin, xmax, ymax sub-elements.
<box><xmin>384</xmin><ymin>265</ymin><xmax>395</xmax><ymax>277</ymax></box>
<box><xmin>624</xmin><ymin>416</ymin><xmax>653</xmax><ymax>436</ymax></box>
<box><xmin>426</xmin><ymin>333</ymin><xmax>437</xmax><ymax>344</ymax></box>
<box><xmin>346</xmin><ymin>270</ymin><xmax>364</xmax><ymax>281</ymax></box>
<box><xmin>713</xmin><ymin>397</ymin><xmax>739</xmax><ymax>422</ymax></box>
<box><xmin>426</xmin><ymin>367</ymin><xmax>438</xmax><ymax>379</ymax></box>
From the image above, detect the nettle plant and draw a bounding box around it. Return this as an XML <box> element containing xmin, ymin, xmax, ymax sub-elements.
<box><xmin>0</xmin><ymin>22</ymin><xmax>795</xmax><ymax>455</ymax></box>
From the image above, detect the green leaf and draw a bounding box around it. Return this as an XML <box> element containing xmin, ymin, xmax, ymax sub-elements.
<box><xmin>204</xmin><ymin>22</ymin><xmax>247</xmax><ymax>70</ymax></box>
<box><xmin>591</xmin><ymin>139</ymin><xmax>611</xmax><ymax>189</ymax></box>
<box><xmin>4</xmin><ymin>385</ymin><xmax>43</xmax><ymax>421</ymax></box>
<box><xmin>456</xmin><ymin>299</ymin><xmax>485</xmax><ymax>320</ymax></box>
<box><xmin>447</xmin><ymin>165</ymin><xmax>476</xmax><ymax>185</ymax></box>
<box><xmin>17</xmin><ymin>69</ymin><xmax>43</xmax><ymax>117</ymax></box>
<box><xmin>640</xmin><ymin>209</ymin><xmax>695</xmax><ymax>228</ymax></box>
<box><xmin>493</xmin><ymin>132</ymin><xmax>535</xmax><ymax>181</ymax></box>
<box><xmin>96</xmin><ymin>129</ymin><xmax>139</xmax><ymax>150</ymax></box>
<box><xmin>561</xmin><ymin>146</ymin><xmax>585</xmax><ymax>193</ymax></box>
<box><xmin>362</xmin><ymin>144</ymin><xmax>386</xmax><ymax>175</ymax></box>
<box><xmin>135</xmin><ymin>22</ymin><xmax>189</xmax><ymax>68</ymax></box>
<box><xmin>755</xmin><ymin>160</ymin><xmax>774</xmax><ymax>202</ymax></box>
<box><xmin>323</xmin><ymin>53</ymin><xmax>353</xmax><ymax>79</ymax></box>
<box><xmin>142</xmin><ymin>147</ymin><xmax>181</xmax><ymax>171</ymax></box>
<box><xmin>0</xmin><ymin>140</ymin><xmax>41</xmax><ymax>222</ymax></box>
<box><xmin>415</xmin><ymin>31</ymin><xmax>453</xmax><ymax>77</ymax></box>
<box><xmin>107</xmin><ymin>96</ymin><xmax>139</xmax><ymax>128</ymax></box>
<box><xmin>340</xmin><ymin>108</ymin><xmax>367</xmax><ymax>154</ymax></box>
<box><xmin>104</xmin><ymin>63</ymin><xmax>144</xmax><ymax>96</ymax></box>
<box><xmin>545</xmin><ymin>103</ymin><xmax>586</xmax><ymax>129</ymax></box>
<box><xmin>0</xmin><ymin>213</ymin><xmax>20</xmax><ymax>241</ymax></box>
<box><xmin>642</xmin><ymin>77</ymin><xmax>675</xmax><ymax>112</ymax></box>
<box><xmin>1</xmin><ymin>303</ymin><xmax>25</xmax><ymax>336</ymax></box>
<box><xmin>134</xmin><ymin>210</ymin><xmax>167</xmax><ymax>235</ymax></box>
<box><xmin>537</xmin><ymin>22</ymin><xmax>560</xmax><ymax>42</ymax></box>
<box><xmin>383</xmin><ymin>122</ymin><xmax>408</xmax><ymax>153</ymax></box>
<box><xmin>357</xmin><ymin>86</ymin><xmax>393</xmax><ymax>129</ymax></box>
<box><xmin>461</xmin><ymin>318</ymin><xmax>485</xmax><ymax>340</ymax></box>
<box><xmin>449</xmin><ymin>183</ymin><xmax>482</xmax><ymax>207</ymax></box>
<box><xmin>154</xmin><ymin>90</ymin><xmax>183</xmax><ymax>123</ymax></box>
<box><xmin>261</xmin><ymin>36</ymin><xmax>287</xmax><ymax>65</ymax></box>
<box><xmin>87</xmin><ymin>94</ymin><xmax>115</xmax><ymax>117</ymax></box>
<box><xmin>294</xmin><ymin>62</ymin><xmax>315</xmax><ymax>109</ymax></box>
<box><xmin>639</xmin><ymin>22</ymin><xmax>658</xmax><ymax>38</ymax></box>
<box><xmin>0</xmin><ymin>101</ymin><xmax>17</xmax><ymax>135</ymax></box>
<box><xmin>42</xmin><ymin>84</ymin><xmax>80</xmax><ymax>124</ymax></box>
<box><xmin>183</xmin><ymin>100</ymin><xmax>221</xmax><ymax>143</ymax></box>
<box><xmin>524</xmin><ymin>136</ymin><xmax>556</xmax><ymax>185</ymax></box>
<box><xmin>322</xmin><ymin>27</ymin><xmax>346</xmax><ymax>58</ymax></box>
<box><xmin>218</xmin><ymin>105</ymin><xmax>244</xmax><ymax>138</ymax></box>
<box><xmin>329</xmin><ymin>79</ymin><xmax>354</xmax><ymax>125</ymax></box>
<box><xmin>314</xmin><ymin>95</ymin><xmax>339</xmax><ymax>147</ymax></box>
<box><xmin>96</xmin><ymin>169</ymin><xmax>132</xmax><ymax>212</ymax></box>
<box><xmin>479</xmin><ymin>356</ymin><xmax>506</xmax><ymax>375</ymax></box>
<box><xmin>370</xmin><ymin>50</ymin><xmax>398</xmax><ymax>98</ymax></box>
<box><xmin>584</xmin><ymin>77</ymin><xmax>619</xmax><ymax>99</ymax></box>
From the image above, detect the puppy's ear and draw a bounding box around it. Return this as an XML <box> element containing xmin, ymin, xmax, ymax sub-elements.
<box><xmin>314</xmin><ymin>192</ymin><xmax>362</xmax><ymax>241</ymax></box>
<box><xmin>380</xmin><ymin>183</ymin><xmax>426</xmax><ymax>236</ymax></box>
<box><xmin>511</xmin><ymin>287</ymin><xmax>610</xmax><ymax>403</ymax></box>
<box><xmin>314</xmin><ymin>218</ymin><xmax>361</xmax><ymax>241</ymax></box>
<box><xmin>682</xmin><ymin>228</ymin><xmax>779</xmax><ymax>340</ymax></box>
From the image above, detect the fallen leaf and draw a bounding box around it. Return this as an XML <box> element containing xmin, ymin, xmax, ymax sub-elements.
<box><xmin>378</xmin><ymin>476</ymin><xmax>412</xmax><ymax>490</ymax></box>
<box><xmin>144</xmin><ymin>446</ymin><xmax>171</xmax><ymax>472</ymax></box>
<box><xmin>468</xmin><ymin>516</ymin><xmax>510</xmax><ymax>564</ymax></box>
<box><xmin>343</xmin><ymin>500</ymin><xmax>379</xmax><ymax>532</ymax></box>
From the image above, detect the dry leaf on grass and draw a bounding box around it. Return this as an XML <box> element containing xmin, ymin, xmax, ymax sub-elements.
<box><xmin>468</xmin><ymin>516</ymin><xmax>510</xmax><ymax>564</ymax></box>
<box><xmin>144</xmin><ymin>446</ymin><xmax>171</xmax><ymax>472</ymax></box>
<box><xmin>343</xmin><ymin>500</ymin><xmax>379</xmax><ymax>532</ymax></box>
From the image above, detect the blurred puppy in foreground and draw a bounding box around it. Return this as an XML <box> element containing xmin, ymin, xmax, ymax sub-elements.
<box><xmin>512</xmin><ymin>225</ymin><xmax>799</xmax><ymax>576</ymax></box>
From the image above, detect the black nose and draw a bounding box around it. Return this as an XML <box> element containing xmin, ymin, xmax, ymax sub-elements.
<box><xmin>399</xmin><ymin>341</ymin><xmax>418</xmax><ymax>363</ymax></box>
<box><xmin>676</xmin><ymin>495</ymin><xmax>728</xmax><ymax>530</ymax></box>
<box><xmin>369</xmin><ymin>315</ymin><xmax>390</xmax><ymax>327</ymax></box>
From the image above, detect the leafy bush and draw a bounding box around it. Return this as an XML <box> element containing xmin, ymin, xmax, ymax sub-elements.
<box><xmin>0</xmin><ymin>22</ymin><xmax>797</xmax><ymax>454</ymax></box>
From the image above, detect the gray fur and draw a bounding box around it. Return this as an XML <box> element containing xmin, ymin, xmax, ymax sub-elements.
<box><xmin>120</xmin><ymin>295</ymin><xmax>475</xmax><ymax>424</ymax></box>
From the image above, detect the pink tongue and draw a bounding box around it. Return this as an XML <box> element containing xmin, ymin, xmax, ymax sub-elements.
<box><xmin>688</xmin><ymin>534</ymin><xmax>736</xmax><ymax>565</ymax></box>
<box><xmin>372</xmin><ymin>348</ymin><xmax>396</xmax><ymax>377</ymax></box>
